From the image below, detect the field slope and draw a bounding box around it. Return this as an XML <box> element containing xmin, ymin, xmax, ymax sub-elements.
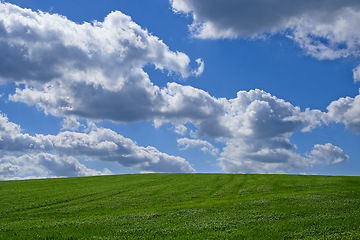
<box><xmin>0</xmin><ymin>173</ymin><xmax>359</xmax><ymax>239</ymax></box>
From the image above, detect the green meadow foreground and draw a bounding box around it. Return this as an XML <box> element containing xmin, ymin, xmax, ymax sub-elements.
<box><xmin>0</xmin><ymin>174</ymin><xmax>359</xmax><ymax>239</ymax></box>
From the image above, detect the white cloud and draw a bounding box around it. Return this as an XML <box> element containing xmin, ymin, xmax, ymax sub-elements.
<box><xmin>170</xmin><ymin>0</ymin><xmax>360</xmax><ymax>60</ymax></box>
<box><xmin>164</xmin><ymin>88</ymin><xmax>343</xmax><ymax>173</ymax></box>
<box><xmin>158</xmin><ymin>83</ymin><xmax>229</xmax><ymax>138</ymax></box>
<box><xmin>48</xmin><ymin>127</ymin><xmax>195</xmax><ymax>173</ymax></box>
<box><xmin>5</xmin><ymin>84</ymin><xmax>341</xmax><ymax>174</ymax></box>
<box><xmin>0</xmin><ymin>113</ymin><xmax>195</xmax><ymax>178</ymax></box>
<box><xmin>61</xmin><ymin>117</ymin><xmax>82</xmax><ymax>130</ymax></box>
<box><xmin>0</xmin><ymin>2</ymin><xmax>200</xmax><ymax>87</ymax></box>
<box><xmin>177</xmin><ymin>138</ymin><xmax>219</xmax><ymax>156</ymax></box>
<box><xmin>168</xmin><ymin>0</ymin><xmax>354</xmax><ymax>172</ymax></box>
<box><xmin>327</xmin><ymin>91</ymin><xmax>360</xmax><ymax>134</ymax></box>
<box><xmin>222</xmin><ymin>89</ymin><xmax>307</xmax><ymax>139</ymax></box>
<box><xmin>0</xmin><ymin>153</ymin><xmax>111</xmax><ymax>180</ymax></box>
<box><xmin>1</xmin><ymin>2</ymin><xmax>325</xmax><ymax>138</ymax></box>
<box><xmin>9</xmin><ymin>81</ymin><xmax>228</xmax><ymax>136</ymax></box>
<box><xmin>353</xmin><ymin>65</ymin><xmax>360</xmax><ymax>83</ymax></box>
<box><xmin>300</xmin><ymin>108</ymin><xmax>330</xmax><ymax>133</ymax></box>
<box><xmin>192</xmin><ymin>58</ymin><xmax>204</xmax><ymax>77</ymax></box>
<box><xmin>0</xmin><ymin>2</ymin><xmax>209</xmax><ymax>124</ymax></box>
<box><xmin>287</xmin><ymin>8</ymin><xmax>360</xmax><ymax>60</ymax></box>
<box><xmin>309</xmin><ymin>143</ymin><xmax>349</xmax><ymax>165</ymax></box>
<box><xmin>0</xmin><ymin>2</ymin><xmax>350</xmax><ymax>175</ymax></box>
<box><xmin>1</xmin><ymin>1</ymin><xmax>206</xmax><ymax>122</ymax></box>
<box><xmin>219</xmin><ymin>141</ymin><xmax>348</xmax><ymax>173</ymax></box>
<box><xmin>13</xmin><ymin>85</ymin><xmax>341</xmax><ymax>173</ymax></box>
<box><xmin>174</xmin><ymin>124</ymin><xmax>188</xmax><ymax>135</ymax></box>
<box><xmin>216</xmin><ymin>89</ymin><xmax>345</xmax><ymax>173</ymax></box>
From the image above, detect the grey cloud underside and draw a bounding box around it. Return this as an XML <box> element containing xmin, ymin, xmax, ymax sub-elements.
<box><xmin>0</xmin><ymin>42</ymin><xmax>62</xmax><ymax>83</ymax></box>
<box><xmin>171</xmin><ymin>0</ymin><xmax>360</xmax><ymax>137</ymax></box>
<box><xmin>0</xmin><ymin>2</ymin><xmax>351</xmax><ymax>175</ymax></box>
<box><xmin>172</xmin><ymin>0</ymin><xmax>360</xmax><ymax>36</ymax></box>
<box><xmin>171</xmin><ymin>0</ymin><xmax>360</xmax><ymax>62</ymax></box>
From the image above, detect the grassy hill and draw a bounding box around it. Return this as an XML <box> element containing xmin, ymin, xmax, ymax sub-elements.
<box><xmin>0</xmin><ymin>173</ymin><xmax>359</xmax><ymax>239</ymax></box>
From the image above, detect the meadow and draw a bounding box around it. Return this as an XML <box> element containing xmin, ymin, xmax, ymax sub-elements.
<box><xmin>0</xmin><ymin>173</ymin><xmax>359</xmax><ymax>239</ymax></box>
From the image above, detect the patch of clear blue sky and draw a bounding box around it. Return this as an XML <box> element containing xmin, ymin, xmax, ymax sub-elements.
<box><xmin>3</xmin><ymin>0</ymin><xmax>360</xmax><ymax>175</ymax></box>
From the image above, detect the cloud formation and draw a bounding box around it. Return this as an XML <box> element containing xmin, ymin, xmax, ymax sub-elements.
<box><xmin>177</xmin><ymin>138</ymin><xmax>219</xmax><ymax>156</ymax></box>
<box><xmin>219</xmin><ymin>142</ymin><xmax>349</xmax><ymax>173</ymax></box>
<box><xmin>310</xmin><ymin>143</ymin><xmax>349</xmax><ymax>165</ymax></box>
<box><xmin>171</xmin><ymin>89</ymin><xmax>343</xmax><ymax>173</ymax></box>
<box><xmin>169</xmin><ymin>0</ymin><xmax>358</xmax><ymax>171</ymax></box>
<box><xmin>0</xmin><ymin>2</ymin><xmax>217</xmax><ymax>126</ymax></box>
<box><xmin>0</xmin><ymin>2</ymin><xmax>350</xmax><ymax>176</ymax></box>
<box><xmin>213</xmin><ymin>90</ymin><xmax>343</xmax><ymax>173</ymax></box>
<box><xmin>0</xmin><ymin>1</ymin><xmax>203</xmax><ymax>123</ymax></box>
<box><xmin>0</xmin><ymin>113</ymin><xmax>194</xmax><ymax>180</ymax></box>
<box><xmin>0</xmin><ymin>2</ymin><xmax>325</xmax><ymax>133</ymax></box>
<box><xmin>0</xmin><ymin>2</ymin><xmax>197</xmax><ymax>85</ymax></box>
<box><xmin>353</xmin><ymin>65</ymin><xmax>360</xmax><ymax>83</ymax></box>
<box><xmin>0</xmin><ymin>153</ymin><xmax>111</xmax><ymax>180</ymax></box>
<box><xmin>327</xmin><ymin>91</ymin><xmax>360</xmax><ymax>134</ymax></box>
<box><xmin>171</xmin><ymin>0</ymin><xmax>360</xmax><ymax>60</ymax></box>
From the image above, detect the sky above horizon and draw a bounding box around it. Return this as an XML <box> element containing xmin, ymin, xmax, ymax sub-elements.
<box><xmin>0</xmin><ymin>0</ymin><xmax>359</xmax><ymax>180</ymax></box>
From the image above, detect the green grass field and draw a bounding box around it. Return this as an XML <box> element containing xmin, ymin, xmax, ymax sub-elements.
<box><xmin>0</xmin><ymin>173</ymin><xmax>359</xmax><ymax>239</ymax></box>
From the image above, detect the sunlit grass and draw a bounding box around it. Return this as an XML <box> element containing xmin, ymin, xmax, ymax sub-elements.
<box><xmin>0</xmin><ymin>173</ymin><xmax>359</xmax><ymax>239</ymax></box>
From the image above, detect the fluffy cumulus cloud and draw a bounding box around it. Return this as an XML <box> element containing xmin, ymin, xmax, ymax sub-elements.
<box><xmin>0</xmin><ymin>2</ymin><xmax>351</xmax><ymax>177</ymax></box>
<box><xmin>213</xmin><ymin>90</ymin><xmax>343</xmax><ymax>173</ymax></box>
<box><xmin>310</xmin><ymin>143</ymin><xmax>349</xmax><ymax>165</ymax></box>
<box><xmin>0</xmin><ymin>1</ymin><xmax>205</xmax><ymax>122</ymax></box>
<box><xmin>0</xmin><ymin>2</ymin><xmax>215</xmax><ymax>177</ymax></box>
<box><xmin>61</xmin><ymin>117</ymin><xmax>82</xmax><ymax>130</ymax></box>
<box><xmin>353</xmin><ymin>65</ymin><xmax>360</xmax><ymax>83</ymax></box>
<box><xmin>171</xmin><ymin>0</ymin><xmax>360</xmax><ymax>60</ymax></box>
<box><xmin>156</xmin><ymin>83</ymin><xmax>229</xmax><ymax>138</ymax></box>
<box><xmin>327</xmin><ymin>91</ymin><xmax>360</xmax><ymax>133</ymax></box>
<box><xmin>0</xmin><ymin>2</ymin><xmax>220</xmax><ymax>126</ymax></box>
<box><xmin>219</xmin><ymin>142</ymin><xmax>349</xmax><ymax>173</ymax></box>
<box><xmin>177</xmin><ymin>138</ymin><xmax>219</xmax><ymax>156</ymax></box>
<box><xmin>174</xmin><ymin>124</ymin><xmax>188</xmax><ymax>136</ymax></box>
<box><xmin>0</xmin><ymin>113</ymin><xmax>194</xmax><ymax>179</ymax></box>
<box><xmin>169</xmin><ymin>89</ymin><xmax>344</xmax><ymax>173</ymax></box>
<box><xmin>169</xmin><ymin>0</ymin><xmax>358</xmax><ymax>171</ymax></box>
<box><xmin>222</xmin><ymin>89</ymin><xmax>308</xmax><ymax>138</ymax></box>
<box><xmin>0</xmin><ymin>153</ymin><xmax>111</xmax><ymax>180</ymax></box>
<box><xmin>0</xmin><ymin>2</ymin><xmax>196</xmax><ymax>85</ymax></box>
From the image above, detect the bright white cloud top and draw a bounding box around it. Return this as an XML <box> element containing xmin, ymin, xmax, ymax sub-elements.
<box><xmin>0</xmin><ymin>1</ymin><xmax>359</xmax><ymax>179</ymax></box>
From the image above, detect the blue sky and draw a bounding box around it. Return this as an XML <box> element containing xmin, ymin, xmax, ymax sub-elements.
<box><xmin>0</xmin><ymin>0</ymin><xmax>359</xmax><ymax>179</ymax></box>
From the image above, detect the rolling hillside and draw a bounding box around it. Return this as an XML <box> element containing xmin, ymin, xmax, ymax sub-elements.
<box><xmin>0</xmin><ymin>173</ymin><xmax>359</xmax><ymax>239</ymax></box>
